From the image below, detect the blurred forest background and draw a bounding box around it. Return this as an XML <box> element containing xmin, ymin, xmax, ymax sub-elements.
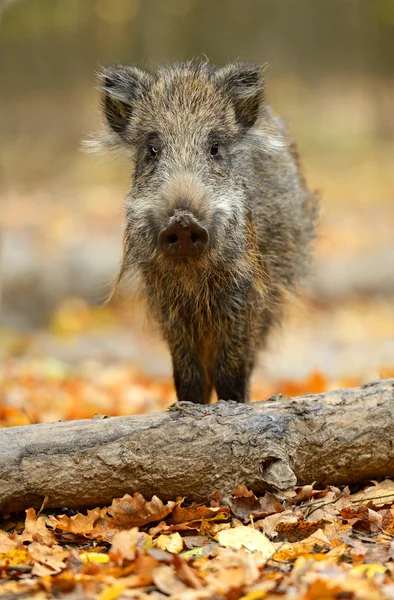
<box><xmin>1</xmin><ymin>0</ymin><xmax>394</xmax><ymax>424</ymax></box>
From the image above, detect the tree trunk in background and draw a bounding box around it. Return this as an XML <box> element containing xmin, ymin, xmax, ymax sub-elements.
<box><xmin>1</xmin><ymin>378</ymin><xmax>393</xmax><ymax>515</ymax></box>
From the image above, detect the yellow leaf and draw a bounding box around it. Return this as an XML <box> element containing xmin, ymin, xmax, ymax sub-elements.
<box><xmin>0</xmin><ymin>548</ymin><xmax>30</xmax><ymax>566</ymax></box>
<box><xmin>240</xmin><ymin>591</ymin><xmax>267</xmax><ymax>600</ymax></box>
<box><xmin>80</xmin><ymin>552</ymin><xmax>109</xmax><ymax>564</ymax></box>
<box><xmin>216</xmin><ymin>526</ymin><xmax>275</xmax><ymax>558</ymax></box>
<box><xmin>352</xmin><ymin>564</ymin><xmax>387</xmax><ymax>578</ymax></box>
<box><xmin>154</xmin><ymin>532</ymin><xmax>183</xmax><ymax>554</ymax></box>
<box><xmin>99</xmin><ymin>582</ymin><xmax>126</xmax><ymax>600</ymax></box>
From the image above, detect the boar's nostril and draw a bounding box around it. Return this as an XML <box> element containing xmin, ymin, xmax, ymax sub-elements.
<box><xmin>159</xmin><ymin>216</ymin><xmax>209</xmax><ymax>259</ymax></box>
<box><xmin>168</xmin><ymin>233</ymin><xmax>178</xmax><ymax>245</ymax></box>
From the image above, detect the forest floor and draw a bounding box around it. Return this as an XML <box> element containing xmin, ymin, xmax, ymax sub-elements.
<box><xmin>1</xmin><ymin>167</ymin><xmax>394</xmax><ymax>597</ymax></box>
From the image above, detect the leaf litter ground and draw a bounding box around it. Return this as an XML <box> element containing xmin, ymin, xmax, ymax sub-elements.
<box><xmin>1</xmin><ymin>306</ymin><xmax>394</xmax><ymax>598</ymax></box>
<box><xmin>3</xmin><ymin>481</ymin><xmax>394</xmax><ymax>598</ymax></box>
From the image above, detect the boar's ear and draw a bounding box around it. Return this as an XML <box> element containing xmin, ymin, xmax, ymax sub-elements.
<box><xmin>99</xmin><ymin>65</ymin><xmax>153</xmax><ymax>138</ymax></box>
<box><xmin>214</xmin><ymin>63</ymin><xmax>264</xmax><ymax>129</ymax></box>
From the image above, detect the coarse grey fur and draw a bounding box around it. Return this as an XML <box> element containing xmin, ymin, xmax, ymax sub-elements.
<box><xmin>92</xmin><ymin>60</ymin><xmax>318</xmax><ymax>404</ymax></box>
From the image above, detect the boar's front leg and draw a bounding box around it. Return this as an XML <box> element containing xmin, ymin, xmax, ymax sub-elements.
<box><xmin>167</xmin><ymin>331</ymin><xmax>213</xmax><ymax>404</ymax></box>
<box><xmin>214</xmin><ymin>317</ymin><xmax>256</xmax><ymax>403</ymax></box>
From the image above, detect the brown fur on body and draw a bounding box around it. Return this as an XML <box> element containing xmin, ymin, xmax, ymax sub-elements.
<box><xmin>92</xmin><ymin>60</ymin><xmax>318</xmax><ymax>403</ymax></box>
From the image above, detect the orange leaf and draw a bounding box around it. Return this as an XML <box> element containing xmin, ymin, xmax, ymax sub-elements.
<box><xmin>21</xmin><ymin>508</ymin><xmax>57</xmax><ymax>546</ymax></box>
<box><xmin>170</xmin><ymin>502</ymin><xmax>229</xmax><ymax>525</ymax></box>
<box><xmin>49</xmin><ymin>507</ymin><xmax>107</xmax><ymax>537</ymax></box>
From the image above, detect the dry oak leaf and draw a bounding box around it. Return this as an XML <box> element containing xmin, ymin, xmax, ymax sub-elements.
<box><xmin>255</xmin><ymin>509</ymin><xmax>298</xmax><ymax>538</ymax></box>
<box><xmin>351</xmin><ymin>479</ymin><xmax>394</xmax><ymax>508</ymax></box>
<box><xmin>230</xmin><ymin>485</ymin><xmax>261</xmax><ymax>522</ymax></box>
<box><xmin>202</xmin><ymin>547</ymin><xmax>266</xmax><ymax>592</ymax></box>
<box><xmin>107</xmin><ymin>493</ymin><xmax>176</xmax><ymax>528</ymax></box>
<box><xmin>149</xmin><ymin>502</ymin><xmax>229</xmax><ymax>536</ymax></box>
<box><xmin>109</xmin><ymin>528</ymin><xmax>147</xmax><ymax>565</ymax></box>
<box><xmin>21</xmin><ymin>508</ymin><xmax>57</xmax><ymax>546</ymax></box>
<box><xmin>28</xmin><ymin>541</ymin><xmax>67</xmax><ymax>575</ymax></box>
<box><xmin>49</xmin><ymin>507</ymin><xmax>107</xmax><ymax>537</ymax></box>
<box><xmin>275</xmin><ymin>519</ymin><xmax>328</xmax><ymax>543</ymax></box>
<box><xmin>231</xmin><ymin>485</ymin><xmax>285</xmax><ymax>523</ymax></box>
<box><xmin>0</xmin><ymin>531</ymin><xmax>17</xmax><ymax>554</ymax></box>
<box><xmin>170</xmin><ymin>502</ymin><xmax>229</xmax><ymax>525</ymax></box>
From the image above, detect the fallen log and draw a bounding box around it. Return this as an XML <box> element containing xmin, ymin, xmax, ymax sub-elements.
<box><xmin>1</xmin><ymin>378</ymin><xmax>394</xmax><ymax>515</ymax></box>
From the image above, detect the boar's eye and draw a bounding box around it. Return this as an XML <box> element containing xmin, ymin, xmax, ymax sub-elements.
<box><xmin>148</xmin><ymin>144</ymin><xmax>158</xmax><ymax>159</ymax></box>
<box><xmin>210</xmin><ymin>142</ymin><xmax>219</xmax><ymax>158</ymax></box>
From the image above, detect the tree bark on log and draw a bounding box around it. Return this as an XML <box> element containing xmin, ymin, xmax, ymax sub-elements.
<box><xmin>1</xmin><ymin>378</ymin><xmax>394</xmax><ymax>515</ymax></box>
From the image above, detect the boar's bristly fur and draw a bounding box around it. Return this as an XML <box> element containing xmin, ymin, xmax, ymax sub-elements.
<box><xmin>93</xmin><ymin>60</ymin><xmax>318</xmax><ymax>404</ymax></box>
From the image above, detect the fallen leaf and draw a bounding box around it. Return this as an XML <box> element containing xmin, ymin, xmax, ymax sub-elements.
<box><xmin>170</xmin><ymin>502</ymin><xmax>229</xmax><ymax>525</ymax></box>
<box><xmin>149</xmin><ymin>519</ymin><xmax>209</xmax><ymax>536</ymax></box>
<box><xmin>173</xmin><ymin>554</ymin><xmax>203</xmax><ymax>589</ymax></box>
<box><xmin>0</xmin><ymin>531</ymin><xmax>17</xmax><ymax>554</ymax></box>
<box><xmin>352</xmin><ymin>480</ymin><xmax>394</xmax><ymax>508</ymax></box>
<box><xmin>31</xmin><ymin>561</ymin><xmax>59</xmax><ymax>577</ymax></box>
<box><xmin>0</xmin><ymin>547</ymin><xmax>31</xmax><ymax>566</ymax></box>
<box><xmin>50</xmin><ymin>507</ymin><xmax>107</xmax><ymax>537</ymax></box>
<box><xmin>240</xmin><ymin>591</ymin><xmax>267</xmax><ymax>600</ymax></box>
<box><xmin>231</xmin><ymin>488</ymin><xmax>284</xmax><ymax>522</ymax></box>
<box><xmin>179</xmin><ymin>547</ymin><xmax>205</xmax><ymax>560</ymax></box>
<box><xmin>133</xmin><ymin>554</ymin><xmax>160</xmax><ymax>585</ymax></box>
<box><xmin>183</xmin><ymin>535</ymin><xmax>210</xmax><ymax>550</ymax></box>
<box><xmin>28</xmin><ymin>542</ymin><xmax>67</xmax><ymax>574</ymax></box>
<box><xmin>0</xmin><ymin>580</ymin><xmax>38</xmax><ymax>598</ymax></box>
<box><xmin>303</xmin><ymin>578</ymin><xmax>344</xmax><ymax>600</ymax></box>
<box><xmin>275</xmin><ymin>519</ymin><xmax>327</xmax><ymax>542</ymax></box>
<box><xmin>98</xmin><ymin>582</ymin><xmax>126</xmax><ymax>600</ymax></box>
<box><xmin>256</xmin><ymin>510</ymin><xmax>298</xmax><ymax>538</ymax></box>
<box><xmin>274</xmin><ymin>528</ymin><xmax>332</xmax><ymax>561</ymax></box>
<box><xmin>80</xmin><ymin>552</ymin><xmax>110</xmax><ymax>564</ymax></box>
<box><xmin>107</xmin><ymin>493</ymin><xmax>175</xmax><ymax>528</ymax></box>
<box><xmin>301</xmin><ymin>491</ymin><xmax>340</xmax><ymax>522</ymax></box>
<box><xmin>351</xmin><ymin>563</ymin><xmax>387</xmax><ymax>578</ymax></box>
<box><xmin>154</xmin><ymin>532</ymin><xmax>183</xmax><ymax>554</ymax></box>
<box><xmin>108</xmin><ymin>528</ymin><xmax>145</xmax><ymax>565</ymax></box>
<box><xmin>230</xmin><ymin>486</ymin><xmax>261</xmax><ymax>522</ymax></box>
<box><xmin>217</xmin><ymin>526</ymin><xmax>275</xmax><ymax>557</ymax></box>
<box><xmin>290</xmin><ymin>484</ymin><xmax>325</xmax><ymax>504</ymax></box>
<box><xmin>152</xmin><ymin>564</ymin><xmax>189</xmax><ymax>595</ymax></box>
<box><xmin>21</xmin><ymin>508</ymin><xmax>57</xmax><ymax>546</ymax></box>
<box><xmin>256</xmin><ymin>492</ymin><xmax>285</xmax><ymax>518</ymax></box>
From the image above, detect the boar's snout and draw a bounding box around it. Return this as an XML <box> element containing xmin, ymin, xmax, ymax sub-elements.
<box><xmin>158</xmin><ymin>213</ymin><xmax>209</xmax><ymax>259</ymax></box>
